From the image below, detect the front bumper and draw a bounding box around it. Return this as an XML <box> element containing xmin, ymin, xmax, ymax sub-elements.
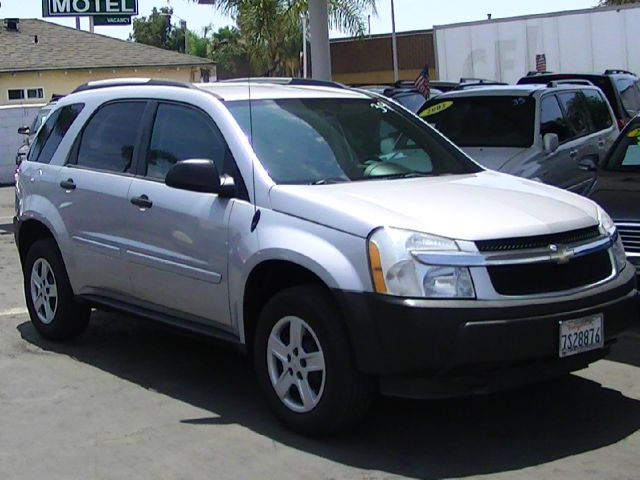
<box><xmin>335</xmin><ymin>262</ymin><xmax>637</xmax><ymax>397</ymax></box>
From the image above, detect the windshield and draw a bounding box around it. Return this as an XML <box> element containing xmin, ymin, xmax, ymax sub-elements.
<box><xmin>226</xmin><ymin>98</ymin><xmax>481</xmax><ymax>185</ymax></box>
<box><xmin>29</xmin><ymin>108</ymin><xmax>51</xmax><ymax>134</ymax></box>
<box><xmin>419</xmin><ymin>96</ymin><xmax>535</xmax><ymax>148</ymax></box>
<box><xmin>604</xmin><ymin>122</ymin><xmax>640</xmax><ymax>171</ymax></box>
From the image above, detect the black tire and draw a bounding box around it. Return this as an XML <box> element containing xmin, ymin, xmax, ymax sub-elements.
<box><xmin>254</xmin><ymin>285</ymin><xmax>374</xmax><ymax>436</ymax></box>
<box><xmin>23</xmin><ymin>238</ymin><xmax>90</xmax><ymax>341</ymax></box>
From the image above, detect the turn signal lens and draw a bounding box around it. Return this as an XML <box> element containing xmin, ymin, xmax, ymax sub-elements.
<box><xmin>368</xmin><ymin>241</ymin><xmax>387</xmax><ymax>294</ymax></box>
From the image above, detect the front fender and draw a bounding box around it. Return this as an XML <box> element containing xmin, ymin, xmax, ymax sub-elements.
<box><xmin>227</xmin><ymin>203</ymin><xmax>371</xmax><ymax>343</ymax></box>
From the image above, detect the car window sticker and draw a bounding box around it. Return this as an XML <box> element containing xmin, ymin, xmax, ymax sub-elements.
<box><xmin>420</xmin><ymin>101</ymin><xmax>454</xmax><ymax>118</ymax></box>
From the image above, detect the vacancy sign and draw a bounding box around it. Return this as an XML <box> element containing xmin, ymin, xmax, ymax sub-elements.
<box><xmin>43</xmin><ymin>0</ymin><xmax>138</xmax><ymax>17</ymax></box>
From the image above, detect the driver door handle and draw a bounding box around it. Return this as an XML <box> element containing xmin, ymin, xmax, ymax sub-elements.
<box><xmin>569</xmin><ymin>150</ymin><xmax>578</xmax><ymax>158</ymax></box>
<box><xmin>131</xmin><ymin>194</ymin><xmax>153</xmax><ymax>209</ymax></box>
<box><xmin>59</xmin><ymin>178</ymin><xmax>76</xmax><ymax>190</ymax></box>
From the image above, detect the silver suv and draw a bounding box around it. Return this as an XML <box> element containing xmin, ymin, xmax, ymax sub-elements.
<box><xmin>419</xmin><ymin>84</ymin><xmax>619</xmax><ymax>195</ymax></box>
<box><xmin>14</xmin><ymin>79</ymin><xmax>637</xmax><ymax>435</ymax></box>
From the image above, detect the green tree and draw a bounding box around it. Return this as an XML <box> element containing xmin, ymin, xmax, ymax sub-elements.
<box><xmin>130</xmin><ymin>7</ymin><xmax>192</xmax><ymax>53</ymax></box>
<box><xmin>189</xmin><ymin>0</ymin><xmax>376</xmax><ymax>76</ymax></box>
<box><xmin>209</xmin><ymin>26</ymin><xmax>249</xmax><ymax>76</ymax></box>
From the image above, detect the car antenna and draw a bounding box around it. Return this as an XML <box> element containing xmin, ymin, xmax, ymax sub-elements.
<box><xmin>249</xmin><ymin>76</ymin><xmax>261</xmax><ymax>232</ymax></box>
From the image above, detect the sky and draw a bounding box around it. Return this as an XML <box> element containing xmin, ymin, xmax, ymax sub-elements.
<box><xmin>1</xmin><ymin>0</ymin><xmax>599</xmax><ymax>40</ymax></box>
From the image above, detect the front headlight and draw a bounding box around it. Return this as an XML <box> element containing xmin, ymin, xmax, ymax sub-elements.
<box><xmin>598</xmin><ymin>206</ymin><xmax>626</xmax><ymax>272</ymax></box>
<box><xmin>368</xmin><ymin>227</ymin><xmax>475</xmax><ymax>298</ymax></box>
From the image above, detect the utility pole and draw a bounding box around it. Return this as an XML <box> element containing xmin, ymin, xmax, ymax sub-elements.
<box><xmin>391</xmin><ymin>0</ymin><xmax>399</xmax><ymax>83</ymax></box>
<box><xmin>302</xmin><ymin>14</ymin><xmax>308</xmax><ymax>78</ymax></box>
<box><xmin>308</xmin><ymin>0</ymin><xmax>331</xmax><ymax>80</ymax></box>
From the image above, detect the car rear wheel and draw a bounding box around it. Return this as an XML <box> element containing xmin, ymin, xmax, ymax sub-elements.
<box><xmin>254</xmin><ymin>286</ymin><xmax>374</xmax><ymax>436</ymax></box>
<box><xmin>24</xmin><ymin>238</ymin><xmax>90</xmax><ymax>341</ymax></box>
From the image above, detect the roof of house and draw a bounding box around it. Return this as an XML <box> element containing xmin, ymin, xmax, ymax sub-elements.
<box><xmin>0</xmin><ymin>18</ymin><xmax>213</xmax><ymax>74</ymax></box>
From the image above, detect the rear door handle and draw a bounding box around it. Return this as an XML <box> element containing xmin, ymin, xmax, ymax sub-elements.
<box><xmin>569</xmin><ymin>150</ymin><xmax>578</xmax><ymax>158</ymax></box>
<box><xmin>597</xmin><ymin>139</ymin><xmax>606</xmax><ymax>147</ymax></box>
<box><xmin>59</xmin><ymin>178</ymin><xmax>76</xmax><ymax>190</ymax></box>
<box><xmin>131</xmin><ymin>194</ymin><xmax>153</xmax><ymax>209</ymax></box>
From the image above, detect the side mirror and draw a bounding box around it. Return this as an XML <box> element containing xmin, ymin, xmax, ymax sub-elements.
<box><xmin>165</xmin><ymin>159</ymin><xmax>236</xmax><ymax>198</ymax></box>
<box><xmin>578</xmin><ymin>156</ymin><xmax>598</xmax><ymax>172</ymax></box>
<box><xmin>17</xmin><ymin>126</ymin><xmax>30</xmax><ymax>135</ymax></box>
<box><xmin>543</xmin><ymin>133</ymin><xmax>559</xmax><ymax>154</ymax></box>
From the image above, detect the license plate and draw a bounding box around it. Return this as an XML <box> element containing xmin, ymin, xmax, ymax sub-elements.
<box><xmin>559</xmin><ymin>314</ymin><xmax>604</xmax><ymax>358</ymax></box>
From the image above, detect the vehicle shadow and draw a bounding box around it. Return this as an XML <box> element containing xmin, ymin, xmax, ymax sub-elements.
<box><xmin>0</xmin><ymin>222</ymin><xmax>14</xmax><ymax>236</ymax></box>
<box><xmin>18</xmin><ymin>311</ymin><xmax>640</xmax><ymax>479</ymax></box>
<box><xmin>608</xmin><ymin>330</ymin><xmax>640</xmax><ymax>368</ymax></box>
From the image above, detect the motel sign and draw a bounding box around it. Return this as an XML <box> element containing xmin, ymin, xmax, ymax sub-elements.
<box><xmin>43</xmin><ymin>0</ymin><xmax>138</xmax><ymax>17</ymax></box>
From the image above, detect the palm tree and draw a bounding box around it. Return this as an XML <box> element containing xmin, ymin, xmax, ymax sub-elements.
<box><xmin>190</xmin><ymin>0</ymin><xmax>376</xmax><ymax>76</ymax></box>
<box><xmin>193</xmin><ymin>0</ymin><xmax>377</xmax><ymax>35</ymax></box>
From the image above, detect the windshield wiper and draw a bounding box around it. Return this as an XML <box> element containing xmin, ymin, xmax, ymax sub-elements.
<box><xmin>373</xmin><ymin>172</ymin><xmax>440</xmax><ymax>180</ymax></box>
<box><xmin>311</xmin><ymin>178</ymin><xmax>347</xmax><ymax>185</ymax></box>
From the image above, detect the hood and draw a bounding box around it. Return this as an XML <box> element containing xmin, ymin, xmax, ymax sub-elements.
<box><xmin>269</xmin><ymin>171</ymin><xmax>599</xmax><ymax>241</ymax></box>
<box><xmin>462</xmin><ymin>147</ymin><xmax>530</xmax><ymax>171</ymax></box>
<box><xmin>588</xmin><ymin>170</ymin><xmax>640</xmax><ymax>222</ymax></box>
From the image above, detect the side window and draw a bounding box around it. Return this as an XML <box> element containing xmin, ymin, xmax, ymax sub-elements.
<box><xmin>582</xmin><ymin>90</ymin><xmax>613</xmax><ymax>132</ymax></box>
<box><xmin>539</xmin><ymin>95</ymin><xmax>572</xmax><ymax>143</ymax></box>
<box><xmin>76</xmin><ymin>102</ymin><xmax>146</xmax><ymax>173</ymax></box>
<box><xmin>558</xmin><ymin>92</ymin><xmax>590</xmax><ymax>140</ymax></box>
<box><xmin>146</xmin><ymin>103</ymin><xmax>227</xmax><ymax>181</ymax></box>
<box><xmin>29</xmin><ymin>104</ymin><xmax>84</xmax><ymax>164</ymax></box>
<box><xmin>615</xmin><ymin>78</ymin><xmax>640</xmax><ymax>115</ymax></box>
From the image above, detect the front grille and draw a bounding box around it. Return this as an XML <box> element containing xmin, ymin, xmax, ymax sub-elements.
<box><xmin>488</xmin><ymin>250</ymin><xmax>612</xmax><ymax>296</ymax></box>
<box><xmin>617</xmin><ymin>223</ymin><xmax>640</xmax><ymax>254</ymax></box>
<box><xmin>476</xmin><ymin>226</ymin><xmax>601</xmax><ymax>252</ymax></box>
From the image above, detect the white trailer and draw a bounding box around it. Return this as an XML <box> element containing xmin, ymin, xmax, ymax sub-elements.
<box><xmin>434</xmin><ymin>4</ymin><xmax>640</xmax><ymax>84</ymax></box>
<box><xmin>0</xmin><ymin>104</ymin><xmax>43</xmax><ymax>185</ymax></box>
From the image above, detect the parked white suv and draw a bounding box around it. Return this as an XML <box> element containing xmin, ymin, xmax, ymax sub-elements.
<box><xmin>14</xmin><ymin>79</ymin><xmax>637</xmax><ymax>435</ymax></box>
<box><xmin>419</xmin><ymin>84</ymin><xmax>619</xmax><ymax>195</ymax></box>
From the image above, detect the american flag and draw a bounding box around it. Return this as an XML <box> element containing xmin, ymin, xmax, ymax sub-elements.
<box><xmin>536</xmin><ymin>54</ymin><xmax>547</xmax><ymax>73</ymax></box>
<box><xmin>415</xmin><ymin>65</ymin><xmax>431</xmax><ymax>97</ymax></box>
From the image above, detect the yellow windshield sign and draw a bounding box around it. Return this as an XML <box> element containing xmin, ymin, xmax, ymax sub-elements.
<box><xmin>627</xmin><ymin>128</ymin><xmax>640</xmax><ymax>138</ymax></box>
<box><xmin>420</xmin><ymin>101</ymin><xmax>454</xmax><ymax>118</ymax></box>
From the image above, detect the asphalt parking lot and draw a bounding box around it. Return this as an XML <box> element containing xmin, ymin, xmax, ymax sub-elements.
<box><xmin>1</xmin><ymin>185</ymin><xmax>640</xmax><ymax>480</ymax></box>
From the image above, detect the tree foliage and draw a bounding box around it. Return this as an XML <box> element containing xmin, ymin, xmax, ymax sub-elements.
<box><xmin>131</xmin><ymin>1</ymin><xmax>377</xmax><ymax>77</ymax></box>
<box><xmin>130</xmin><ymin>7</ymin><xmax>187</xmax><ymax>52</ymax></box>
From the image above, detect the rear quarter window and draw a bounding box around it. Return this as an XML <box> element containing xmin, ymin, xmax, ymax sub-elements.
<box><xmin>27</xmin><ymin>104</ymin><xmax>84</xmax><ymax>164</ymax></box>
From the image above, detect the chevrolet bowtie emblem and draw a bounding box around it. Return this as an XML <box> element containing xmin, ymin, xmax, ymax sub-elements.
<box><xmin>549</xmin><ymin>244</ymin><xmax>574</xmax><ymax>264</ymax></box>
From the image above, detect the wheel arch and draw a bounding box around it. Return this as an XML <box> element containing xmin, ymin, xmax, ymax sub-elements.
<box><xmin>17</xmin><ymin>219</ymin><xmax>57</xmax><ymax>267</ymax></box>
<box><xmin>241</xmin><ymin>259</ymin><xmax>342</xmax><ymax>355</ymax></box>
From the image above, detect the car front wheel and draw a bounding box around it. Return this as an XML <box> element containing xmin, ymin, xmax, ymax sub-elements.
<box><xmin>254</xmin><ymin>286</ymin><xmax>374</xmax><ymax>436</ymax></box>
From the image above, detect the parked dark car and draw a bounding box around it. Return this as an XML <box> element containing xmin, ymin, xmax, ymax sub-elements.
<box><xmin>358</xmin><ymin>82</ymin><xmax>442</xmax><ymax>113</ymax></box>
<box><xmin>518</xmin><ymin>70</ymin><xmax>640</xmax><ymax>128</ymax></box>
<box><xmin>587</xmin><ymin>115</ymin><xmax>640</xmax><ymax>272</ymax></box>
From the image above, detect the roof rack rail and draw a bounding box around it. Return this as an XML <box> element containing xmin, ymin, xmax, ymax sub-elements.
<box><xmin>220</xmin><ymin>77</ymin><xmax>347</xmax><ymax>89</ymax></box>
<box><xmin>72</xmin><ymin>78</ymin><xmax>195</xmax><ymax>94</ymax></box>
<box><xmin>459</xmin><ymin>77</ymin><xmax>501</xmax><ymax>84</ymax></box>
<box><xmin>453</xmin><ymin>81</ymin><xmax>507</xmax><ymax>91</ymax></box>
<box><xmin>547</xmin><ymin>79</ymin><xmax>594</xmax><ymax>87</ymax></box>
<box><xmin>604</xmin><ymin>69</ymin><xmax>636</xmax><ymax>76</ymax></box>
